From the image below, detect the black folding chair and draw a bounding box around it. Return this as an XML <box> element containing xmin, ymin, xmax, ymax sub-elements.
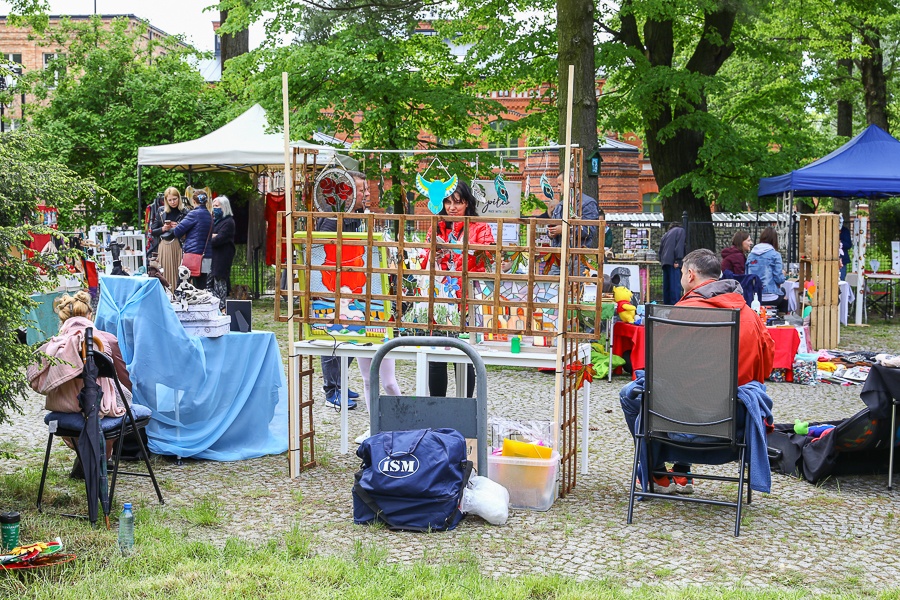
<box><xmin>37</xmin><ymin>348</ymin><xmax>164</xmax><ymax>520</ymax></box>
<box><xmin>627</xmin><ymin>304</ymin><xmax>752</xmax><ymax>536</ymax></box>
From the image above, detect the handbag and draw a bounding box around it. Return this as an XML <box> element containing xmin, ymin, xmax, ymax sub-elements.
<box><xmin>181</xmin><ymin>212</ymin><xmax>213</xmax><ymax>277</ymax></box>
<box><xmin>182</xmin><ymin>252</ymin><xmax>203</xmax><ymax>277</ymax></box>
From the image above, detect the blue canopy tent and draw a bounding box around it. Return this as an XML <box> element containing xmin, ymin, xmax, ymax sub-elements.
<box><xmin>758</xmin><ymin>125</ymin><xmax>900</xmax><ymax>198</ymax></box>
<box><xmin>758</xmin><ymin>124</ymin><xmax>900</xmax><ymax>326</ymax></box>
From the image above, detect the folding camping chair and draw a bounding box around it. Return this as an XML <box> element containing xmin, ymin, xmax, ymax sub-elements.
<box><xmin>37</xmin><ymin>339</ymin><xmax>164</xmax><ymax>521</ymax></box>
<box><xmin>626</xmin><ymin>304</ymin><xmax>752</xmax><ymax>536</ymax></box>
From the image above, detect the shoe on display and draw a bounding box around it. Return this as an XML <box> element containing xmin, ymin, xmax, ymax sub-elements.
<box><xmin>355</xmin><ymin>429</ymin><xmax>371</xmax><ymax>444</ymax></box>
<box><xmin>325</xmin><ymin>392</ymin><xmax>357</xmax><ymax>410</ymax></box>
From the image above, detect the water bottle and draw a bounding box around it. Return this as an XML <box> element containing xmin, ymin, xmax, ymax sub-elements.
<box><xmin>118</xmin><ymin>503</ymin><xmax>134</xmax><ymax>554</ymax></box>
<box><xmin>750</xmin><ymin>293</ymin><xmax>761</xmax><ymax>315</ymax></box>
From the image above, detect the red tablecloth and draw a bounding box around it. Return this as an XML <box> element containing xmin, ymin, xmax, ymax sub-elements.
<box><xmin>611</xmin><ymin>323</ymin><xmax>801</xmax><ymax>381</ymax></box>
<box><xmin>767</xmin><ymin>326</ymin><xmax>801</xmax><ymax>381</ymax></box>
<box><xmin>611</xmin><ymin>322</ymin><xmax>645</xmax><ymax>378</ymax></box>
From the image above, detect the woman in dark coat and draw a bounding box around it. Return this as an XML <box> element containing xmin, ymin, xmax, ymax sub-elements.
<box><xmin>720</xmin><ymin>230</ymin><xmax>752</xmax><ymax>275</ymax></box>
<box><xmin>165</xmin><ymin>190</ymin><xmax>213</xmax><ymax>289</ymax></box>
<box><xmin>210</xmin><ymin>195</ymin><xmax>236</xmax><ymax>309</ymax></box>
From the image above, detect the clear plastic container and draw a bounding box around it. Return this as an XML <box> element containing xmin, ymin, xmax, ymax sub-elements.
<box><xmin>487</xmin><ymin>451</ymin><xmax>559</xmax><ymax>511</ymax></box>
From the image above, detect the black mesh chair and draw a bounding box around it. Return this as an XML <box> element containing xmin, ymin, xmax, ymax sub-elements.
<box><xmin>37</xmin><ymin>350</ymin><xmax>164</xmax><ymax>518</ymax></box>
<box><xmin>627</xmin><ymin>304</ymin><xmax>751</xmax><ymax>536</ymax></box>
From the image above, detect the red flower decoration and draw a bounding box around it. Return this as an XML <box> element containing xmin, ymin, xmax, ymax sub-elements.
<box><xmin>320</xmin><ymin>177</ymin><xmax>335</xmax><ymax>194</ymax></box>
<box><xmin>335</xmin><ymin>181</ymin><xmax>353</xmax><ymax>201</ymax></box>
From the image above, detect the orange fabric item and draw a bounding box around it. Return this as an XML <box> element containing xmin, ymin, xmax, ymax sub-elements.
<box><xmin>677</xmin><ymin>279</ymin><xmax>775</xmax><ymax>385</ymax></box>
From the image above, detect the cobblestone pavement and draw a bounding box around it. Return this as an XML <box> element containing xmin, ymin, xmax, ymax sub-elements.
<box><xmin>3</xmin><ymin>353</ymin><xmax>900</xmax><ymax>593</ymax></box>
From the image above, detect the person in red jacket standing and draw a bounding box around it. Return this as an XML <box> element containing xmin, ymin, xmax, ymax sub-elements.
<box><xmin>424</xmin><ymin>181</ymin><xmax>494</xmax><ymax>397</ymax></box>
<box><xmin>720</xmin><ymin>230</ymin><xmax>752</xmax><ymax>275</ymax></box>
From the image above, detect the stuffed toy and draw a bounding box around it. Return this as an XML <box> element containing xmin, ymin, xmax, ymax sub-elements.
<box><xmin>613</xmin><ymin>286</ymin><xmax>636</xmax><ymax>323</ymax></box>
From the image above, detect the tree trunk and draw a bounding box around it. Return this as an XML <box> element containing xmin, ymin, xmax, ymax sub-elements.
<box><xmin>858</xmin><ymin>27</ymin><xmax>890</xmax><ymax>133</ymax></box>
<box><xmin>220</xmin><ymin>8</ymin><xmax>250</xmax><ymax>75</ymax></box>
<box><xmin>836</xmin><ymin>39</ymin><xmax>853</xmax><ymax>138</ymax></box>
<box><xmin>557</xmin><ymin>0</ymin><xmax>598</xmax><ymax>202</ymax></box>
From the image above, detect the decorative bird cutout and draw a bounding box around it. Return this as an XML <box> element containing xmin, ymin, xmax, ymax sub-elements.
<box><xmin>540</xmin><ymin>173</ymin><xmax>554</xmax><ymax>202</ymax></box>
<box><xmin>416</xmin><ymin>173</ymin><xmax>459</xmax><ymax>214</ymax></box>
<box><xmin>494</xmin><ymin>174</ymin><xmax>509</xmax><ymax>206</ymax></box>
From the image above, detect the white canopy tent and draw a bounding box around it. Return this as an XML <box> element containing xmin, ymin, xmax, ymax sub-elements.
<box><xmin>138</xmin><ymin>103</ymin><xmax>357</xmax><ymax>173</ymax></box>
<box><xmin>135</xmin><ymin>103</ymin><xmax>357</xmax><ymax>221</ymax></box>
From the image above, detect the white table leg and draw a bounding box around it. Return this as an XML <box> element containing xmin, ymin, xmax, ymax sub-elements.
<box><xmin>455</xmin><ymin>362</ymin><xmax>467</xmax><ymax>397</ymax></box>
<box><xmin>415</xmin><ymin>351</ymin><xmax>428</xmax><ymax>396</ymax></box>
<box><xmin>340</xmin><ymin>355</ymin><xmax>349</xmax><ymax>455</ymax></box>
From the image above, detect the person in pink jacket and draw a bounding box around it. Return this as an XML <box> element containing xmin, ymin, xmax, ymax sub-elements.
<box><xmin>28</xmin><ymin>290</ymin><xmax>133</xmax><ymax>474</ymax></box>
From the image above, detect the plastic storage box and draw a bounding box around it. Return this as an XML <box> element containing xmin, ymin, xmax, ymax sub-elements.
<box><xmin>487</xmin><ymin>451</ymin><xmax>559</xmax><ymax>511</ymax></box>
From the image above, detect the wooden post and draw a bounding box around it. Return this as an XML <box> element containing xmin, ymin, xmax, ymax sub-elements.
<box><xmin>282</xmin><ymin>72</ymin><xmax>300</xmax><ymax>479</ymax></box>
<box><xmin>552</xmin><ymin>65</ymin><xmax>575</xmax><ymax>456</ymax></box>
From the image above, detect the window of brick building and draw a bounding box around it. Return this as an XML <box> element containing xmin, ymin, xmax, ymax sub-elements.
<box><xmin>487</xmin><ymin>119</ymin><xmax>517</xmax><ymax>158</ymax></box>
<box><xmin>642</xmin><ymin>193</ymin><xmax>661</xmax><ymax>213</ymax></box>
<box><xmin>43</xmin><ymin>53</ymin><xmax>66</xmax><ymax>88</ymax></box>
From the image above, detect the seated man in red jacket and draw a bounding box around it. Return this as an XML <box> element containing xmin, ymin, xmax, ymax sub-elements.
<box><xmin>621</xmin><ymin>248</ymin><xmax>775</xmax><ymax>493</ymax></box>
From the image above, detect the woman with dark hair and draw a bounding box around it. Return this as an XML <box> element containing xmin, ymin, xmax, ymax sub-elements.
<box><xmin>721</xmin><ymin>230</ymin><xmax>752</xmax><ymax>275</ymax></box>
<box><xmin>424</xmin><ymin>181</ymin><xmax>495</xmax><ymax>397</ymax></box>
<box><xmin>746</xmin><ymin>226</ymin><xmax>788</xmax><ymax>313</ymax></box>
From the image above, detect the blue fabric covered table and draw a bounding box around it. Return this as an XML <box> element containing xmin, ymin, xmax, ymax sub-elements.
<box><xmin>94</xmin><ymin>275</ymin><xmax>287</xmax><ymax>461</ymax></box>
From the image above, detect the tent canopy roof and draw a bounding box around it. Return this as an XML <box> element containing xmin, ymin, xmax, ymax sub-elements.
<box><xmin>137</xmin><ymin>104</ymin><xmax>357</xmax><ymax>174</ymax></box>
<box><xmin>758</xmin><ymin>125</ymin><xmax>900</xmax><ymax>198</ymax></box>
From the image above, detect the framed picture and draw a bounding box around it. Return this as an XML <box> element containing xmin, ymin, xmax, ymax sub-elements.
<box><xmin>604</xmin><ymin>264</ymin><xmax>640</xmax><ymax>295</ymax></box>
<box><xmin>293</xmin><ymin>231</ymin><xmax>393</xmax><ymax>342</ymax></box>
<box><xmin>469</xmin><ymin>279</ymin><xmax>560</xmax><ymax>340</ymax></box>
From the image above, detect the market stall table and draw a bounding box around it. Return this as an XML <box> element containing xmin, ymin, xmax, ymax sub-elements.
<box><xmin>295</xmin><ymin>339</ymin><xmax>594</xmax><ymax>474</ymax></box>
<box><xmin>863</xmin><ymin>272</ymin><xmax>900</xmax><ymax>320</ymax></box>
<box><xmin>782</xmin><ymin>280</ymin><xmax>854</xmax><ymax>325</ymax></box>
<box><xmin>610</xmin><ymin>322</ymin><xmax>803</xmax><ymax>381</ymax></box>
<box><xmin>95</xmin><ymin>275</ymin><xmax>288</xmax><ymax>461</ymax></box>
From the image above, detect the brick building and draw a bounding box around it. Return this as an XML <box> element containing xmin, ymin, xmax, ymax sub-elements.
<box><xmin>0</xmin><ymin>14</ymin><xmax>186</xmax><ymax>129</ymax></box>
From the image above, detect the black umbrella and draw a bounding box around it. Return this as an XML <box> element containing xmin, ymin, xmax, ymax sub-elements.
<box><xmin>76</xmin><ymin>328</ymin><xmax>112</xmax><ymax>529</ymax></box>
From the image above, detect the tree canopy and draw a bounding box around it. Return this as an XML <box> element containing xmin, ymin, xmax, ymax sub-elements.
<box><xmin>18</xmin><ymin>16</ymin><xmax>234</xmax><ymax>225</ymax></box>
<box><xmin>0</xmin><ymin>130</ymin><xmax>105</xmax><ymax>424</ymax></box>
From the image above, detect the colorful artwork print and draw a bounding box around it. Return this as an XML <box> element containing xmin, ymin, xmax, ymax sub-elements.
<box><xmin>469</xmin><ymin>279</ymin><xmax>560</xmax><ymax>338</ymax></box>
<box><xmin>294</xmin><ymin>232</ymin><xmax>392</xmax><ymax>342</ymax></box>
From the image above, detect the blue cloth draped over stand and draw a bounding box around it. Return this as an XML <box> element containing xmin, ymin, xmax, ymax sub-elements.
<box><xmin>95</xmin><ymin>275</ymin><xmax>288</xmax><ymax>461</ymax></box>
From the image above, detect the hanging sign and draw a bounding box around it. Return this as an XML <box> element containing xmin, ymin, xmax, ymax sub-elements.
<box><xmin>473</xmin><ymin>179</ymin><xmax>522</xmax><ymax>243</ymax></box>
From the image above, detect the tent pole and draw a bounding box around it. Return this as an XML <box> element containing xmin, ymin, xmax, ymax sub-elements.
<box><xmin>137</xmin><ymin>165</ymin><xmax>142</xmax><ymax>227</ymax></box>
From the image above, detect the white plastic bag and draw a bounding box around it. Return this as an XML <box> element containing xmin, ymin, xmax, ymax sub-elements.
<box><xmin>461</xmin><ymin>475</ymin><xmax>510</xmax><ymax>525</ymax></box>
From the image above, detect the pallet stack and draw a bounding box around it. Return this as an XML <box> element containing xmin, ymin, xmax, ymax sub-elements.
<box><xmin>798</xmin><ymin>214</ymin><xmax>840</xmax><ymax>349</ymax></box>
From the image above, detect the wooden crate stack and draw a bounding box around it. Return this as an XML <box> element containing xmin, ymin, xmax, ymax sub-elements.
<box><xmin>798</xmin><ymin>214</ymin><xmax>840</xmax><ymax>349</ymax></box>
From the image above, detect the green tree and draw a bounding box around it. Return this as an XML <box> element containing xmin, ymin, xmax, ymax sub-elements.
<box><xmin>0</xmin><ymin>130</ymin><xmax>105</xmax><ymax>425</ymax></box>
<box><xmin>219</xmin><ymin>1</ymin><xmax>502</xmax><ymax>214</ymax></box>
<box><xmin>20</xmin><ymin>16</ymin><xmax>232</xmax><ymax>225</ymax></box>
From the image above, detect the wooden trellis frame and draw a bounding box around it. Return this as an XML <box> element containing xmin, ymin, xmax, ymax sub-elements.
<box><xmin>278</xmin><ymin>145</ymin><xmax>602</xmax><ymax>494</ymax></box>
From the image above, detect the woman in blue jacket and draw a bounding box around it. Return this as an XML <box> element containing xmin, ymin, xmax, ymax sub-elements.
<box><xmin>164</xmin><ymin>191</ymin><xmax>213</xmax><ymax>289</ymax></box>
<box><xmin>745</xmin><ymin>226</ymin><xmax>788</xmax><ymax>314</ymax></box>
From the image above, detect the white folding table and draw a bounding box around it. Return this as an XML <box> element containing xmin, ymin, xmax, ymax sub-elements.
<box><xmin>294</xmin><ymin>340</ymin><xmax>595</xmax><ymax>473</ymax></box>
